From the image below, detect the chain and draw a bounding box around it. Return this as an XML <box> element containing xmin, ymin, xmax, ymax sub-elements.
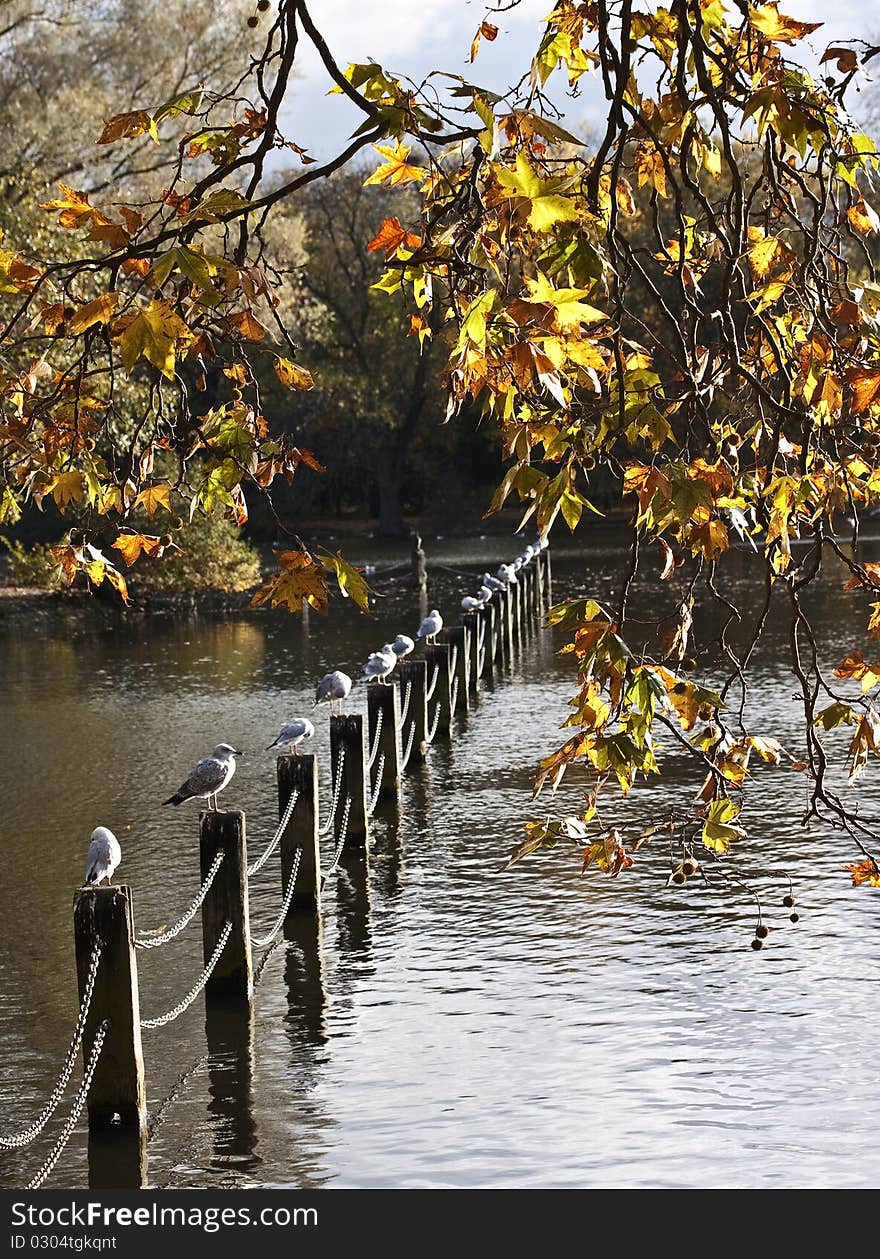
<box><xmin>425</xmin><ymin>665</ymin><xmax>439</xmax><ymax>700</ymax></box>
<box><xmin>247</xmin><ymin>789</ymin><xmax>299</xmax><ymax>877</ymax></box>
<box><xmin>26</xmin><ymin>1020</ymin><xmax>109</xmax><ymax>1190</ymax></box>
<box><xmin>476</xmin><ymin>620</ymin><xmax>486</xmax><ymax>674</ymax></box>
<box><xmin>426</xmin><ymin>701</ymin><xmax>442</xmax><ymax>745</ymax></box>
<box><xmin>140</xmin><ymin>922</ymin><xmax>232</xmax><ymax>1028</ymax></box>
<box><xmin>399</xmin><ymin>679</ymin><xmax>413</xmax><ymax>724</ymax></box>
<box><xmin>249</xmin><ymin>849</ymin><xmax>302</xmax><ymax>949</ymax></box>
<box><xmin>367</xmin><ymin>708</ymin><xmax>384</xmax><ymax>769</ymax></box>
<box><xmin>0</xmin><ymin>944</ymin><xmax>102</xmax><ymax>1149</ymax></box>
<box><xmin>318</xmin><ymin>746</ymin><xmax>346</xmax><ymax>836</ymax></box>
<box><xmin>366</xmin><ymin>753</ymin><xmax>386</xmax><ymax>817</ymax></box>
<box><xmin>450</xmin><ymin>677</ymin><xmax>460</xmax><ymax>715</ymax></box>
<box><xmin>135</xmin><ymin>852</ymin><xmax>224</xmax><ymax>950</ymax></box>
<box><xmin>399</xmin><ymin>721</ymin><xmax>417</xmax><ymax>771</ymax></box>
<box><xmin>449</xmin><ymin>644</ymin><xmax>458</xmax><ymax>676</ymax></box>
<box><xmin>320</xmin><ymin>797</ymin><xmax>352</xmax><ymax>892</ymax></box>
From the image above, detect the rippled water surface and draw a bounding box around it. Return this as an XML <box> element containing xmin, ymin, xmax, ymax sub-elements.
<box><xmin>2</xmin><ymin>528</ymin><xmax>880</xmax><ymax>1189</ymax></box>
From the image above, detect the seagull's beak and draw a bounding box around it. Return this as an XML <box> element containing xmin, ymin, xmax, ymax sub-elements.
<box><xmin>234</xmin><ymin>748</ymin><xmax>243</xmax><ymax>756</ymax></box>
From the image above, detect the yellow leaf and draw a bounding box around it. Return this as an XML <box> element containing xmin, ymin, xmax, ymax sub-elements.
<box><xmin>847</xmin><ymin>198</ymin><xmax>880</xmax><ymax>235</ymax></box>
<box><xmin>363</xmin><ymin>142</ymin><xmax>427</xmax><ymax>189</ymax></box>
<box><xmin>747</xmin><ymin>2</ymin><xmax>822</xmax><ymax>44</ymax></box>
<box><xmin>135</xmin><ymin>485</ymin><xmax>172</xmax><ymax>516</ymax></box>
<box><xmin>228</xmin><ymin>310</ymin><xmax>267</xmax><ymax>342</ymax></box>
<box><xmin>51</xmin><ymin>471</ymin><xmax>85</xmax><ymax>509</ymax></box>
<box><xmin>113</xmin><ymin>299</ymin><xmax>192</xmax><ymax>379</ymax></box>
<box><xmin>250</xmin><ymin>550</ymin><xmax>329</xmax><ymax>613</ymax></box>
<box><xmin>98</xmin><ymin>110</ymin><xmax>153</xmax><ymax>144</ymax></box>
<box><xmin>274</xmin><ymin>358</ymin><xmax>314</xmax><ymax>390</ymax></box>
<box><xmin>69</xmin><ymin>292</ymin><xmax>119</xmax><ymax>335</ymax></box>
<box><xmin>634</xmin><ymin>146</ymin><xmax>668</xmax><ymax>198</ymax></box>
<box><xmin>111</xmin><ymin>532</ymin><xmax>165</xmax><ymax>566</ymax></box>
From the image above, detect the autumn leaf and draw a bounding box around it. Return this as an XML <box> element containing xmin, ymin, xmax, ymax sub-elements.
<box><xmin>363</xmin><ymin>142</ymin><xmax>427</xmax><ymax>188</ymax></box>
<box><xmin>111</xmin><ymin>532</ymin><xmax>166</xmax><ymax>566</ymax></box>
<box><xmin>843</xmin><ymin>859</ymin><xmax>880</xmax><ymax>888</ymax></box>
<box><xmin>634</xmin><ymin>146</ymin><xmax>668</xmax><ymax>198</ymax></box>
<box><xmin>321</xmin><ymin>550</ymin><xmax>373</xmax><ymax>612</ymax></box>
<box><xmin>69</xmin><ymin>293</ymin><xmax>118</xmax><ymax>335</ymax></box>
<box><xmin>228</xmin><ymin>310</ymin><xmax>267</xmax><ymax>342</ymax></box>
<box><xmin>135</xmin><ymin>484</ymin><xmax>172</xmax><ymax>516</ymax></box>
<box><xmin>274</xmin><ymin>358</ymin><xmax>314</xmax><ymax>390</ymax></box>
<box><xmin>367</xmin><ymin>216</ymin><xmax>422</xmax><ymax>258</ymax></box>
<box><xmin>702</xmin><ymin>797</ymin><xmax>745</xmax><ymax>855</ymax></box>
<box><xmin>113</xmin><ymin>299</ymin><xmax>192</xmax><ymax>379</ymax></box>
<box><xmin>494</xmin><ymin>151</ymin><xmax>579</xmax><ymax>232</ymax></box>
<box><xmin>747</xmin><ymin>2</ymin><xmax>822</xmax><ymax>44</ymax></box>
<box><xmin>846</xmin><ymin>198</ymin><xmax>880</xmax><ymax>235</ymax></box>
<box><xmin>469</xmin><ymin>19</ymin><xmax>498</xmax><ymax>62</ymax></box>
<box><xmin>98</xmin><ymin>110</ymin><xmax>154</xmax><ymax>145</ymax></box>
<box><xmin>250</xmin><ymin>549</ymin><xmax>329</xmax><ymax>613</ymax></box>
<box><xmin>51</xmin><ymin>471</ymin><xmax>85</xmax><ymax>509</ymax></box>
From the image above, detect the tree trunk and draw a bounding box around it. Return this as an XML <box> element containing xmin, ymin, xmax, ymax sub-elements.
<box><xmin>377</xmin><ymin>453</ymin><xmax>406</xmax><ymax>537</ymax></box>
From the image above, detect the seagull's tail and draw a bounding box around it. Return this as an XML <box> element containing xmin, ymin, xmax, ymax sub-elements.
<box><xmin>265</xmin><ymin>739</ymin><xmax>280</xmax><ymax>751</ymax></box>
<box><xmin>162</xmin><ymin>793</ymin><xmax>184</xmax><ymax>806</ymax></box>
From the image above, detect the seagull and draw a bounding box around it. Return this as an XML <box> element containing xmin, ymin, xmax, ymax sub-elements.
<box><xmin>483</xmin><ymin>572</ymin><xmax>505</xmax><ymax>591</ymax></box>
<box><xmin>84</xmin><ymin>826</ymin><xmax>121</xmax><ymax>887</ymax></box>
<box><xmin>513</xmin><ymin>556</ymin><xmax>524</xmax><ymax>571</ymax></box>
<box><xmin>313</xmin><ymin>669</ymin><xmax>352</xmax><ymax>715</ymax></box>
<box><xmin>162</xmin><ymin>744</ymin><xmax>239</xmax><ymax>810</ymax></box>
<box><xmin>539</xmin><ymin>536</ymin><xmax>549</xmax><ymax>551</ymax></box>
<box><xmin>461</xmin><ymin>595</ymin><xmax>481</xmax><ymax>612</ymax></box>
<box><xmin>497</xmin><ymin>563</ymin><xmax>517</xmax><ymax>585</ymax></box>
<box><xmin>266</xmin><ymin>717</ymin><xmax>315</xmax><ymax>756</ymax></box>
<box><xmin>477</xmin><ymin>585</ymin><xmax>493</xmax><ymax>603</ymax></box>
<box><xmin>361</xmin><ymin>644</ymin><xmax>397</xmax><ymax>685</ymax></box>
<box><xmin>391</xmin><ymin>634</ymin><xmax>415</xmax><ymax>657</ymax></box>
<box><xmin>417</xmin><ymin>609</ymin><xmax>443</xmax><ymax>644</ymax></box>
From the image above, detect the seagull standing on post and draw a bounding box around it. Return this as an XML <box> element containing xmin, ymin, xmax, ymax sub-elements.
<box><xmin>417</xmin><ymin>609</ymin><xmax>443</xmax><ymax>645</ymax></box>
<box><xmin>266</xmin><ymin>718</ymin><xmax>315</xmax><ymax>756</ymax></box>
<box><xmin>391</xmin><ymin>634</ymin><xmax>415</xmax><ymax>658</ymax></box>
<box><xmin>313</xmin><ymin>670</ymin><xmax>352</xmax><ymax>716</ymax></box>
<box><xmin>84</xmin><ymin>826</ymin><xmax>121</xmax><ymax>887</ymax></box>
<box><xmin>360</xmin><ymin>644</ymin><xmax>397</xmax><ymax>685</ymax></box>
<box><xmin>162</xmin><ymin>744</ymin><xmax>239</xmax><ymax>810</ymax></box>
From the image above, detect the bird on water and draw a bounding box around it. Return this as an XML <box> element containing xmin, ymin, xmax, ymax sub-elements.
<box><xmin>313</xmin><ymin>669</ymin><xmax>352</xmax><ymax>715</ymax></box>
<box><xmin>266</xmin><ymin>718</ymin><xmax>315</xmax><ymax>756</ymax></box>
<box><xmin>84</xmin><ymin>826</ymin><xmax>121</xmax><ymax>887</ymax></box>
<box><xmin>162</xmin><ymin>744</ymin><xmax>239</xmax><ymax>810</ymax></box>
<box><xmin>417</xmin><ymin>609</ymin><xmax>443</xmax><ymax>644</ymax></box>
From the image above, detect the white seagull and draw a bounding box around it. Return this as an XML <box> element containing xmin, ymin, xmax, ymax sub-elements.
<box><xmin>483</xmin><ymin>572</ymin><xmax>505</xmax><ymax>591</ymax></box>
<box><xmin>313</xmin><ymin>670</ymin><xmax>352</xmax><ymax>715</ymax></box>
<box><xmin>497</xmin><ymin>563</ymin><xmax>517</xmax><ymax>585</ymax></box>
<box><xmin>162</xmin><ymin>744</ymin><xmax>239</xmax><ymax>810</ymax></box>
<box><xmin>477</xmin><ymin>585</ymin><xmax>493</xmax><ymax>603</ymax></box>
<box><xmin>461</xmin><ymin>595</ymin><xmax>481</xmax><ymax>612</ymax></box>
<box><xmin>84</xmin><ymin>826</ymin><xmax>121</xmax><ymax>887</ymax></box>
<box><xmin>266</xmin><ymin>717</ymin><xmax>315</xmax><ymax>756</ymax></box>
<box><xmin>417</xmin><ymin>609</ymin><xmax>443</xmax><ymax>644</ymax></box>
<box><xmin>391</xmin><ymin>634</ymin><xmax>415</xmax><ymax>658</ymax></box>
<box><xmin>361</xmin><ymin>644</ymin><xmax>397</xmax><ymax>685</ymax></box>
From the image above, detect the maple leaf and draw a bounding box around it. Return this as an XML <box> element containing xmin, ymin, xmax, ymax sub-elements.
<box><xmin>274</xmin><ymin>358</ymin><xmax>314</xmax><ymax>390</ymax></box>
<box><xmin>40</xmin><ymin>184</ymin><xmax>98</xmax><ymax>230</ymax></box>
<box><xmin>50</xmin><ymin>471</ymin><xmax>85</xmax><ymax>509</ymax></box>
<box><xmin>363</xmin><ymin>143</ymin><xmax>427</xmax><ymax>188</ymax></box>
<box><xmin>702</xmin><ymin>798</ymin><xmax>745</xmax><ymax>855</ymax></box>
<box><xmin>366</xmin><ymin>216</ymin><xmax>422</xmax><ymax>258</ymax></box>
<box><xmin>250</xmin><ymin>549</ymin><xmax>329</xmax><ymax>613</ymax></box>
<box><xmin>522</xmin><ymin>272</ymin><xmax>607</xmax><ymax>328</ymax></box>
<box><xmin>747</xmin><ymin>3</ymin><xmax>822</xmax><ymax>44</ymax></box>
<box><xmin>634</xmin><ymin>146</ymin><xmax>668</xmax><ymax>198</ymax></box>
<box><xmin>469</xmin><ymin>19</ymin><xmax>498</xmax><ymax>62</ymax></box>
<box><xmin>69</xmin><ymin>293</ymin><xmax>119</xmax><ymax>336</ymax></box>
<box><xmin>321</xmin><ymin>550</ymin><xmax>373</xmax><ymax>613</ymax></box>
<box><xmin>494</xmin><ymin>151</ymin><xmax>579</xmax><ymax>232</ymax></box>
<box><xmin>113</xmin><ymin>300</ymin><xmax>192</xmax><ymax>379</ymax></box>
<box><xmin>98</xmin><ymin>110</ymin><xmax>154</xmax><ymax>145</ymax></box>
<box><xmin>843</xmin><ymin>859</ymin><xmax>880</xmax><ymax>888</ymax></box>
<box><xmin>135</xmin><ymin>484</ymin><xmax>172</xmax><ymax>516</ymax></box>
<box><xmin>111</xmin><ymin>532</ymin><xmax>165</xmax><ymax>566</ymax></box>
<box><xmin>847</xmin><ymin>198</ymin><xmax>880</xmax><ymax>235</ymax></box>
<box><xmin>228</xmin><ymin>310</ymin><xmax>267</xmax><ymax>342</ymax></box>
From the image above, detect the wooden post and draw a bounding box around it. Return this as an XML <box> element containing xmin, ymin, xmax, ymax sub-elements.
<box><xmin>542</xmin><ymin>545</ymin><xmax>553</xmax><ymax>607</ymax></box>
<box><xmin>330</xmin><ymin>714</ymin><xmax>368</xmax><ymax>851</ymax></box>
<box><xmin>399</xmin><ymin>658</ymin><xmax>428</xmax><ymax>766</ymax></box>
<box><xmin>277</xmin><ymin>754</ymin><xmax>320</xmax><ymax>914</ymax></box>
<box><xmin>446</xmin><ymin>624</ymin><xmax>471</xmax><ymax>715</ymax></box>
<box><xmin>499</xmin><ymin>586</ymin><xmax>514</xmax><ymax>665</ymax></box>
<box><xmin>424</xmin><ymin>642</ymin><xmax>452</xmax><ymax>738</ymax></box>
<box><xmin>479</xmin><ymin>602</ymin><xmax>496</xmax><ymax>678</ymax></box>
<box><xmin>367</xmin><ymin>682</ymin><xmax>401</xmax><ymax>806</ymax></box>
<box><xmin>411</xmin><ymin>531</ymin><xmax>427</xmax><ymax>593</ymax></box>
<box><xmin>463</xmin><ymin>612</ymin><xmax>481</xmax><ymax>695</ymax></box>
<box><xmin>522</xmin><ymin>565</ymin><xmax>534</xmax><ymax>634</ymax></box>
<box><xmin>73</xmin><ymin>885</ymin><xmax>146</xmax><ymax>1131</ymax></box>
<box><xmin>200</xmin><ymin>810</ymin><xmax>252</xmax><ymax>1002</ymax></box>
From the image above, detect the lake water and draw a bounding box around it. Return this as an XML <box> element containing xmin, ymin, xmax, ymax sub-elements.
<box><xmin>1</xmin><ymin>527</ymin><xmax>879</xmax><ymax>1189</ymax></box>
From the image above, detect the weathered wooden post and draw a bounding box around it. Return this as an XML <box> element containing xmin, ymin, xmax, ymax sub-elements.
<box><xmin>542</xmin><ymin>544</ymin><xmax>553</xmax><ymax>606</ymax></box>
<box><xmin>424</xmin><ymin>642</ymin><xmax>453</xmax><ymax>738</ymax></box>
<box><xmin>367</xmin><ymin>682</ymin><xmax>401</xmax><ymax>806</ymax></box>
<box><xmin>479</xmin><ymin>602</ymin><xmax>496</xmax><ymax>678</ymax></box>
<box><xmin>277</xmin><ymin>754</ymin><xmax>320</xmax><ymax>914</ymax></box>
<box><xmin>330</xmin><ymin>714</ymin><xmax>368</xmax><ymax>851</ymax></box>
<box><xmin>399</xmin><ymin>658</ymin><xmax>428</xmax><ymax>766</ymax></box>
<box><xmin>73</xmin><ymin>885</ymin><xmax>146</xmax><ymax>1131</ymax></box>
<box><xmin>411</xmin><ymin>531</ymin><xmax>427</xmax><ymax>593</ymax></box>
<box><xmin>446</xmin><ymin>624</ymin><xmax>471</xmax><ymax>715</ymax></box>
<box><xmin>525</xmin><ymin>563</ymin><xmax>536</xmax><ymax>630</ymax></box>
<box><xmin>463</xmin><ymin>612</ymin><xmax>481</xmax><ymax>696</ymax></box>
<box><xmin>200</xmin><ymin>810</ymin><xmax>252</xmax><ymax>1002</ymax></box>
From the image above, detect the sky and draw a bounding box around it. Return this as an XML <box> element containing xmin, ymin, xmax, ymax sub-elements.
<box><xmin>282</xmin><ymin>0</ymin><xmax>879</xmax><ymax>163</ymax></box>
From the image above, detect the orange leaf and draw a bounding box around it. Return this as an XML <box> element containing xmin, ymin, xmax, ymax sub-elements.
<box><xmin>366</xmin><ymin>216</ymin><xmax>422</xmax><ymax>258</ymax></box>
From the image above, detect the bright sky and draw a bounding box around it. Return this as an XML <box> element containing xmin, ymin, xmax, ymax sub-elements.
<box><xmin>285</xmin><ymin>0</ymin><xmax>878</xmax><ymax>162</ymax></box>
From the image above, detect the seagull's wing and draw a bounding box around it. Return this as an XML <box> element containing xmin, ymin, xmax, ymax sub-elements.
<box><xmin>178</xmin><ymin>755</ymin><xmax>226</xmax><ymax>798</ymax></box>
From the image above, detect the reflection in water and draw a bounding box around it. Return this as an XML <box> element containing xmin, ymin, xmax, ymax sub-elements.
<box><xmin>3</xmin><ymin>531</ymin><xmax>880</xmax><ymax>1188</ymax></box>
<box><xmin>88</xmin><ymin>1126</ymin><xmax>148</xmax><ymax>1190</ymax></box>
<box><xmin>204</xmin><ymin>1002</ymin><xmax>258</xmax><ymax>1175</ymax></box>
